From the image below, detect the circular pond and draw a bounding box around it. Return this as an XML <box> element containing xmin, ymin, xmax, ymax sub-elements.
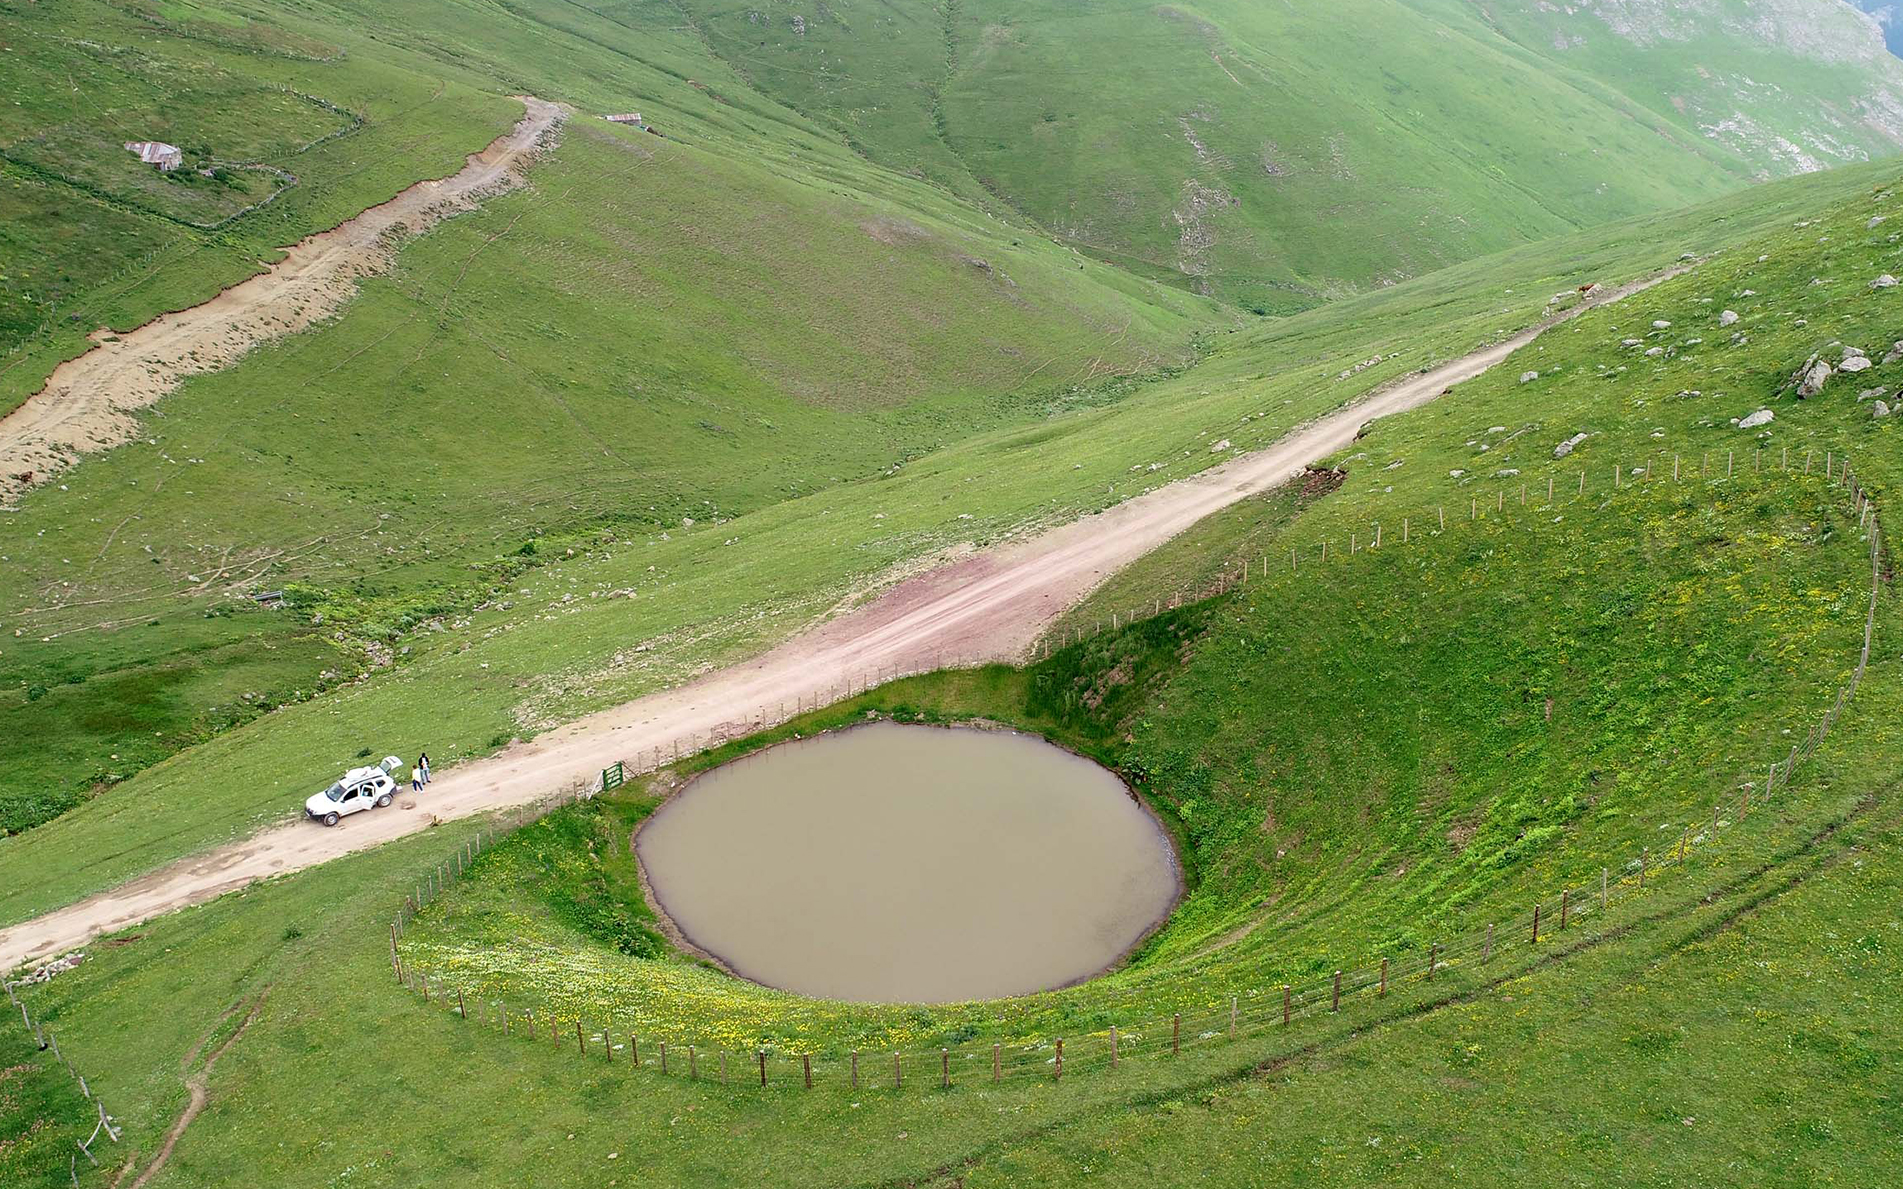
<box><xmin>636</xmin><ymin>722</ymin><xmax>1180</xmax><ymax>1003</ymax></box>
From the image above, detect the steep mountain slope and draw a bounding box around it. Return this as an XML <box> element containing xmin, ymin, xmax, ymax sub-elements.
<box><xmin>1852</xmin><ymin>0</ymin><xmax>1903</xmax><ymax>56</ymax></box>
<box><xmin>682</xmin><ymin>0</ymin><xmax>1903</xmax><ymax>308</ymax></box>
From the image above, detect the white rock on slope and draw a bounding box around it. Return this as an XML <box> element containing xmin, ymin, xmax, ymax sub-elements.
<box><xmin>1738</xmin><ymin>408</ymin><xmax>1774</xmax><ymax>429</ymax></box>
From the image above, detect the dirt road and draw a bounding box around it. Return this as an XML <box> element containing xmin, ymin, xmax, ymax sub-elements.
<box><xmin>0</xmin><ymin>266</ymin><xmax>1677</xmax><ymax>973</ymax></box>
<box><xmin>0</xmin><ymin>97</ymin><xmax>564</xmax><ymax>506</ymax></box>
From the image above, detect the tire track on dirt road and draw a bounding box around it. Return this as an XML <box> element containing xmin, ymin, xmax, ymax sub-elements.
<box><xmin>0</xmin><ymin>261</ymin><xmax>1683</xmax><ymax>973</ymax></box>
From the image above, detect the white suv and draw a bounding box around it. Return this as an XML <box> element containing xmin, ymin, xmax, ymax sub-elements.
<box><xmin>305</xmin><ymin>756</ymin><xmax>404</xmax><ymax>826</ymax></box>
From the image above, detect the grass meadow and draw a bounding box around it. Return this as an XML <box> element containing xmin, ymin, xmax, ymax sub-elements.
<box><xmin>10</xmin><ymin>159</ymin><xmax>1903</xmax><ymax>1187</ymax></box>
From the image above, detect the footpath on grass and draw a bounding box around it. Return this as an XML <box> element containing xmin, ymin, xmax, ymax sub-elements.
<box><xmin>0</xmin><ymin>272</ymin><xmax>1675</xmax><ymax>973</ymax></box>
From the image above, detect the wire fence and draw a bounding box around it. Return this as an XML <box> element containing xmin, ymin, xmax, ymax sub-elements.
<box><xmin>4</xmin><ymin>970</ymin><xmax>122</xmax><ymax>1176</ymax></box>
<box><xmin>389</xmin><ymin>449</ymin><xmax>1885</xmax><ymax>1096</ymax></box>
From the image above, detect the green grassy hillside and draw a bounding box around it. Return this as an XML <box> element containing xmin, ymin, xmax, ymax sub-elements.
<box><xmin>0</xmin><ymin>158</ymin><xmax>1881</xmax><ymax>913</ymax></box>
<box><xmin>680</xmin><ymin>0</ymin><xmax>1903</xmax><ymax>308</ymax></box>
<box><xmin>8</xmin><ymin>2</ymin><xmax>1903</xmax><ymax>1183</ymax></box>
<box><xmin>9</xmin><ymin>149</ymin><xmax>1903</xmax><ymax>1189</ymax></box>
<box><xmin>8</xmin><ymin>0</ymin><xmax>1903</xmax><ymax>848</ymax></box>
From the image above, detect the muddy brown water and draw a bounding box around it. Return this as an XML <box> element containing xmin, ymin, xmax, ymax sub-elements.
<box><xmin>635</xmin><ymin>723</ymin><xmax>1180</xmax><ymax>1003</ymax></box>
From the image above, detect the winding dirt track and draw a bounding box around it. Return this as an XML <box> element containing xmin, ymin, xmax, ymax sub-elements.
<box><xmin>0</xmin><ymin>98</ymin><xmax>565</xmax><ymax>505</ymax></box>
<box><xmin>0</xmin><ymin>229</ymin><xmax>1678</xmax><ymax>973</ymax></box>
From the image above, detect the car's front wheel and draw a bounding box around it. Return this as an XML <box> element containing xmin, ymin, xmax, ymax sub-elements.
<box><xmin>323</xmin><ymin>811</ymin><xmax>340</xmax><ymax>827</ymax></box>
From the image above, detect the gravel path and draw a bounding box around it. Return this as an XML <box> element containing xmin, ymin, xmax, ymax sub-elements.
<box><xmin>0</xmin><ymin>97</ymin><xmax>564</xmax><ymax>506</ymax></box>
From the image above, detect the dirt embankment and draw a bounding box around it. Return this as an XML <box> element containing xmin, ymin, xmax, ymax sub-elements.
<box><xmin>0</xmin><ymin>97</ymin><xmax>565</xmax><ymax>506</ymax></box>
<box><xmin>0</xmin><ymin>268</ymin><xmax>1682</xmax><ymax>975</ymax></box>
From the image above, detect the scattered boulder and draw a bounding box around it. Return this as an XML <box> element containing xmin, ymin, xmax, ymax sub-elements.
<box><xmin>1652</xmin><ymin>320</ymin><xmax>1672</xmax><ymax>329</ymax></box>
<box><xmin>1876</xmin><ymin>401</ymin><xmax>1892</xmax><ymax>419</ymax></box>
<box><xmin>1644</xmin><ymin>346</ymin><xmax>1666</xmax><ymax>357</ymax></box>
<box><xmin>1718</xmin><ymin>309</ymin><xmax>1739</xmax><ymax>326</ymax></box>
<box><xmin>1210</xmin><ymin>438</ymin><xmax>1231</xmax><ymax>452</ymax></box>
<box><xmin>1738</xmin><ymin>408</ymin><xmax>1775</xmax><ymax>429</ymax></box>
<box><xmin>1875</xmin><ymin>274</ymin><xmax>1899</xmax><ymax>289</ymax></box>
<box><xmin>1872</xmin><ymin>216</ymin><xmax>1888</xmax><ymax>230</ymax></box>
<box><xmin>1843</xmin><ymin>355</ymin><xmax>1873</xmax><ymax>373</ymax></box>
<box><xmin>1553</xmin><ymin>432</ymin><xmax>1589</xmax><ymax>458</ymax></box>
<box><xmin>1621</xmin><ymin>338</ymin><xmax>1642</xmax><ymax>347</ymax></box>
<box><xmin>1520</xmin><ymin>370</ymin><xmax>1540</xmax><ymax>384</ymax></box>
<box><xmin>1884</xmin><ymin>341</ymin><xmax>1903</xmax><ymax>365</ymax></box>
<box><xmin>1795</xmin><ymin>356</ymin><xmax>1832</xmax><ymax>398</ymax></box>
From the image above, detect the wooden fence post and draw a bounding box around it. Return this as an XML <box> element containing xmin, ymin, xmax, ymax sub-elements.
<box><xmin>1427</xmin><ymin>944</ymin><xmax>1438</xmax><ymax>979</ymax></box>
<box><xmin>804</xmin><ymin>1053</ymin><xmax>813</xmax><ymax>1090</ymax></box>
<box><xmin>1560</xmin><ymin>889</ymin><xmax>1569</xmax><ymax>931</ymax></box>
<box><xmin>992</xmin><ymin>1044</ymin><xmax>1001</xmax><ymax>1082</ymax></box>
<box><xmin>458</xmin><ymin>990</ymin><xmax>466</xmax><ymax>1020</ymax></box>
<box><xmin>689</xmin><ymin>1047</ymin><xmax>697</xmax><ymax>1079</ymax></box>
<box><xmin>1484</xmin><ymin>922</ymin><xmax>1494</xmax><ymax>960</ymax></box>
<box><xmin>1109</xmin><ymin>1028</ymin><xmax>1119</xmax><ymax>1071</ymax></box>
<box><xmin>1054</xmin><ymin>1039</ymin><xmax>1063</xmax><ymax>1082</ymax></box>
<box><xmin>660</xmin><ymin>1041</ymin><xmax>668</xmax><ymax>1074</ymax></box>
<box><xmin>629</xmin><ymin>1034</ymin><xmax>637</xmax><ymax>1065</ymax></box>
<box><xmin>576</xmin><ymin>1021</ymin><xmax>585</xmax><ymax>1057</ymax></box>
<box><xmin>759</xmin><ymin>1049</ymin><xmax>768</xmax><ymax>1086</ymax></box>
<box><xmin>1532</xmin><ymin>903</ymin><xmax>1541</xmax><ymax>944</ymax></box>
<box><xmin>1172</xmin><ymin>1014</ymin><xmax>1181</xmax><ymax>1055</ymax></box>
<box><xmin>1379</xmin><ymin>957</ymin><xmax>1389</xmax><ymax>997</ymax></box>
<box><xmin>1601</xmin><ymin>867</ymin><xmax>1609</xmax><ymax>911</ymax></box>
<box><xmin>1230</xmin><ymin>995</ymin><xmax>1238</xmax><ymax>1038</ymax></box>
<box><xmin>850</xmin><ymin>1050</ymin><xmax>859</xmax><ymax>1089</ymax></box>
<box><xmin>1331</xmin><ymin>971</ymin><xmax>1342</xmax><ymax>1012</ymax></box>
<box><xmin>941</xmin><ymin>1048</ymin><xmax>950</xmax><ymax>1088</ymax></box>
<box><xmin>1283</xmin><ymin>984</ymin><xmax>1291</xmax><ymax>1025</ymax></box>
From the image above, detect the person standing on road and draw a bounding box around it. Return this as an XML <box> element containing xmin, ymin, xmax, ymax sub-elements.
<box><xmin>418</xmin><ymin>752</ymin><xmax>432</xmax><ymax>785</ymax></box>
<box><xmin>411</xmin><ymin>761</ymin><xmax>424</xmax><ymax>793</ymax></box>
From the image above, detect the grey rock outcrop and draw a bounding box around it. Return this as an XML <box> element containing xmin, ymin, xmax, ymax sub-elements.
<box><xmin>1795</xmin><ymin>356</ymin><xmax>1833</xmax><ymax>397</ymax></box>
